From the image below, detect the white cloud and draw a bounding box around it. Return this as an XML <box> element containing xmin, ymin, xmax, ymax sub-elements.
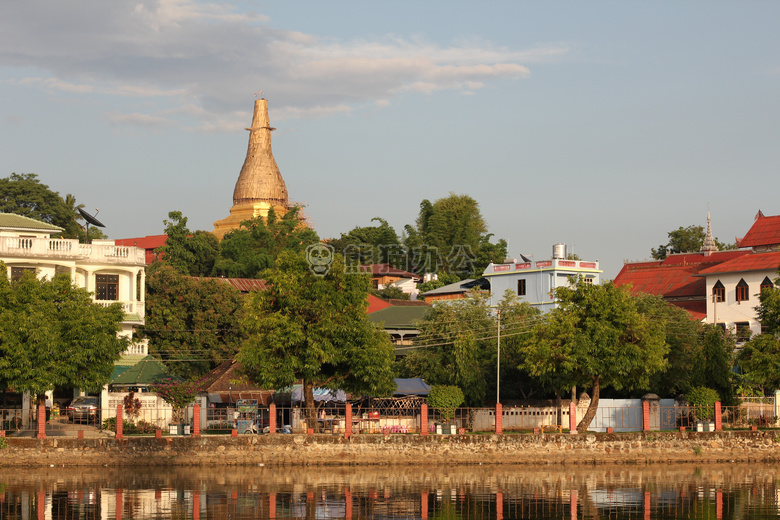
<box><xmin>0</xmin><ymin>0</ymin><xmax>567</xmax><ymax>131</ymax></box>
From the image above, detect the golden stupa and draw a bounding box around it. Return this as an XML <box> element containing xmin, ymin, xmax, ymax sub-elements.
<box><xmin>212</xmin><ymin>98</ymin><xmax>290</xmax><ymax>240</ymax></box>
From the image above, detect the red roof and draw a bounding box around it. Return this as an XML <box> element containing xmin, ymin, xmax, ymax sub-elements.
<box><xmin>359</xmin><ymin>263</ymin><xmax>420</xmax><ymax>279</ymax></box>
<box><xmin>367</xmin><ymin>294</ymin><xmax>393</xmax><ymax>313</ymax></box>
<box><xmin>672</xmin><ymin>301</ymin><xmax>707</xmax><ymax>321</ymax></box>
<box><xmin>614</xmin><ymin>250</ymin><xmax>750</xmax><ymax>298</ymax></box>
<box><xmin>697</xmin><ymin>251</ymin><xmax>780</xmax><ymax>275</ymax></box>
<box><xmin>738</xmin><ymin>213</ymin><xmax>780</xmax><ymax>248</ymax></box>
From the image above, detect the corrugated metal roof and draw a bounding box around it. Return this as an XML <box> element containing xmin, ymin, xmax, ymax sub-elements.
<box><xmin>110</xmin><ymin>356</ymin><xmax>167</xmax><ymax>385</ymax></box>
<box><xmin>368</xmin><ymin>305</ymin><xmax>430</xmax><ymax>329</ymax></box>
<box><xmin>192</xmin><ymin>276</ymin><xmax>268</xmax><ymax>292</ymax></box>
<box><xmin>738</xmin><ymin>214</ymin><xmax>780</xmax><ymax>248</ymax></box>
<box><xmin>0</xmin><ymin>213</ymin><xmax>64</xmax><ymax>232</ymax></box>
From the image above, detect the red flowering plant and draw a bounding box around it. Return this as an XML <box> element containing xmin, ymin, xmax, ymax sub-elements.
<box><xmin>149</xmin><ymin>378</ymin><xmax>202</xmax><ymax>423</ymax></box>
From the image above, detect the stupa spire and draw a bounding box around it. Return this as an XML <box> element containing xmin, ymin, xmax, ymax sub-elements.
<box><xmin>232</xmin><ymin>98</ymin><xmax>289</xmax><ymax>206</ymax></box>
<box><xmin>701</xmin><ymin>210</ymin><xmax>719</xmax><ymax>256</ymax></box>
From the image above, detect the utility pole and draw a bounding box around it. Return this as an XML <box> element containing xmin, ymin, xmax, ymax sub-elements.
<box><xmin>496</xmin><ymin>309</ymin><xmax>501</xmax><ymax>404</ymax></box>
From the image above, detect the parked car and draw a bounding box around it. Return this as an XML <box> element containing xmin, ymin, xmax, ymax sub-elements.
<box><xmin>66</xmin><ymin>396</ymin><xmax>100</xmax><ymax>423</ymax></box>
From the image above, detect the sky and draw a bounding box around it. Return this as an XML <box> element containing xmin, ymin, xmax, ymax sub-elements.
<box><xmin>1</xmin><ymin>1</ymin><xmax>779</xmax><ymax>279</ymax></box>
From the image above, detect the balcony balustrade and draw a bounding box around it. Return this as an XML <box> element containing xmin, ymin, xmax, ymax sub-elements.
<box><xmin>0</xmin><ymin>237</ymin><xmax>145</xmax><ymax>265</ymax></box>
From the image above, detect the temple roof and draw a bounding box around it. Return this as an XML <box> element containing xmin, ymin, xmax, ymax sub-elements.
<box><xmin>232</xmin><ymin>99</ymin><xmax>289</xmax><ymax>207</ymax></box>
<box><xmin>738</xmin><ymin>212</ymin><xmax>780</xmax><ymax>248</ymax></box>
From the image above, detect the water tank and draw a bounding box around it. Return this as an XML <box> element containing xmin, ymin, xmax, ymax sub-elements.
<box><xmin>552</xmin><ymin>243</ymin><xmax>567</xmax><ymax>259</ymax></box>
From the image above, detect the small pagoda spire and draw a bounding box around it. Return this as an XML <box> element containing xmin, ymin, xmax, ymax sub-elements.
<box><xmin>701</xmin><ymin>210</ymin><xmax>719</xmax><ymax>256</ymax></box>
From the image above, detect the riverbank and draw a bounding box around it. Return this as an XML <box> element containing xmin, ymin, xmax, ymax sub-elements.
<box><xmin>3</xmin><ymin>429</ymin><xmax>780</xmax><ymax>467</ymax></box>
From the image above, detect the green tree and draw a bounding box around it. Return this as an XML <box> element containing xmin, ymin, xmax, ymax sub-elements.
<box><xmin>404</xmin><ymin>193</ymin><xmax>507</xmax><ymax>278</ymax></box>
<box><xmin>523</xmin><ymin>280</ymin><xmax>668</xmax><ymax>431</ymax></box>
<box><xmin>141</xmin><ymin>263</ymin><xmax>246</xmax><ymax>379</ymax></box>
<box><xmin>651</xmin><ymin>225</ymin><xmax>735</xmax><ymax>260</ymax></box>
<box><xmin>157</xmin><ymin>211</ymin><xmax>220</xmax><ymax>277</ymax></box>
<box><xmin>238</xmin><ymin>251</ymin><xmax>396</xmax><ymax>428</ymax></box>
<box><xmin>0</xmin><ymin>173</ymin><xmax>80</xmax><ymax>238</ymax></box>
<box><xmin>329</xmin><ymin>218</ymin><xmax>405</xmax><ymax>268</ymax></box>
<box><xmin>0</xmin><ymin>266</ymin><xmax>126</xmax><ymax>396</ymax></box>
<box><xmin>736</xmin><ymin>334</ymin><xmax>780</xmax><ymax>394</ymax></box>
<box><xmin>216</xmin><ymin>206</ymin><xmax>319</xmax><ymax>278</ymax></box>
<box><xmin>756</xmin><ymin>273</ymin><xmax>780</xmax><ymax>335</ymax></box>
<box><xmin>693</xmin><ymin>325</ymin><xmax>735</xmax><ymax>405</ymax></box>
<box><xmin>398</xmin><ymin>291</ymin><xmax>538</xmax><ymax>406</ymax></box>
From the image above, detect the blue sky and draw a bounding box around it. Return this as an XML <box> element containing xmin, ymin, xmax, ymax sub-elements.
<box><xmin>1</xmin><ymin>1</ymin><xmax>778</xmax><ymax>279</ymax></box>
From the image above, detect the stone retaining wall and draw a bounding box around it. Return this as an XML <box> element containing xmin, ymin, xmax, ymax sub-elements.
<box><xmin>3</xmin><ymin>430</ymin><xmax>780</xmax><ymax>467</ymax></box>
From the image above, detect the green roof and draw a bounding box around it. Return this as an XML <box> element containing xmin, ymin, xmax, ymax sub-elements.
<box><xmin>369</xmin><ymin>306</ymin><xmax>430</xmax><ymax>330</ymax></box>
<box><xmin>0</xmin><ymin>213</ymin><xmax>64</xmax><ymax>232</ymax></box>
<box><xmin>110</xmin><ymin>355</ymin><xmax>167</xmax><ymax>385</ymax></box>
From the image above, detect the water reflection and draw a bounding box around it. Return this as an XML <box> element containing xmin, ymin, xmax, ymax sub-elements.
<box><xmin>2</xmin><ymin>464</ymin><xmax>780</xmax><ymax>519</ymax></box>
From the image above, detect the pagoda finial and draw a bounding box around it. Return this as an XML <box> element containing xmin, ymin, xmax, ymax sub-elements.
<box><xmin>701</xmin><ymin>209</ymin><xmax>718</xmax><ymax>256</ymax></box>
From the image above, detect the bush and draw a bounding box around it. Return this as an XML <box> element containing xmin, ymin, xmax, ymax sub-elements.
<box><xmin>427</xmin><ymin>385</ymin><xmax>465</xmax><ymax>423</ymax></box>
<box><xmin>102</xmin><ymin>417</ymin><xmax>158</xmax><ymax>435</ymax></box>
<box><xmin>686</xmin><ymin>386</ymin><xmax>720</xmax><ymax>421</ymax></box>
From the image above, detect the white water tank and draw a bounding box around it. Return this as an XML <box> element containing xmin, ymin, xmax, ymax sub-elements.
<box><xmin>552</xmin><ymin>243</ymin><xmax>567</xmax><ymax>259</ymax></box>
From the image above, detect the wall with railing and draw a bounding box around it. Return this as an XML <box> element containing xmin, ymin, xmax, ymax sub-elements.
<box><xmin>4</xmin><ymin>398</ymin><xmax>780</xmax><ymax>439</ymax></box>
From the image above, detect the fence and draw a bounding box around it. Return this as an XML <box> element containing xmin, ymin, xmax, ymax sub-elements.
<box><xmin>3</xmin><ymin>398</ymin><xmax>780</xmax><ymax>438</ymax></box>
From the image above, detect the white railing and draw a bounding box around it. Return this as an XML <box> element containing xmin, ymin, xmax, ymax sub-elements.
<box><xmin>0</xmin><ymin>236</ymin><xmax>144</xmax><ymax>265</ymax></box>
<box><xmin>95</xmin><ymin>300</ymin><xmax>145</xmax><ymax>317</ymax></box>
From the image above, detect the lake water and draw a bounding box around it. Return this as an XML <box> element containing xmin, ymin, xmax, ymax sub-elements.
<box><xmin>2</xmin><ymin>463</ymin><xmax>780</xmax><ymax>519</ymax></box>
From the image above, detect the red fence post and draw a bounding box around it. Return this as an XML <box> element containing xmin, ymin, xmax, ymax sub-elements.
<box><xmin>344</xmin><ymin>403</ymin><xmax>352</xmax><ymax>439</ymax></box>
<box><xmin>36</xmin><ymin>404</ymin><xmax>46</xmax><ymax>439</ymax></box>
<box><xmin>715</xmin><ymin>401</ymin><xmax>722</xmax><ymax>431</ymax></box>
<box><xmin>642</xmin><ymin>401</ymin><xmax>650</xmax><ymax>432</ymax></box>
<box><xmin>269</xmin><ymin>403</ymin><xmax>277</xmax><ymax>435</ymax></box>
<box><xmin>116</xmin><ymin>404</ymin><xmax>123</xmax><ymax>440</ymax></box>
<box><xmin>193</xmin><ymin>404</ymin><xmax>201</xmax><ymax>437</ymax></box>
<box><xmin>0</xmin><ymin>430</ymin><xmax>5</xmax><ymax>438</ymax></box>
<box><xmin>420</xmin><ymin>404</ymin><xmax>428</xmax><ymax>436</ymax></box>
<box><xmin>569</xmin><ymin>402</ymin><xmax>577</xmax><ymax>434</ymax></box>
<box><xmin>495</xmin><ymin>403</ymin><xmax>503</xmax><ymax>435</ymax></box>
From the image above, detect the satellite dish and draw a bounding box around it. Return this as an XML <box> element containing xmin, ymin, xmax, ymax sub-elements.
<box><xmin>78</xmin><ymin>208</ymin><xmax>105</xmax><ymax>227</ymax></box>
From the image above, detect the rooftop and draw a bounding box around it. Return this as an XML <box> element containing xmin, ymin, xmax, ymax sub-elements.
<box><xmin>738</xmin><ymin>212</ymin><xmax>780</xmax><ymax>248</ymax></box>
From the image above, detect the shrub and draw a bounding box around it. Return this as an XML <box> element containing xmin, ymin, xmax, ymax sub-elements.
<box><xmin>102</xmin><ymin>417</ymin><xmax>158</xmax><ymax>435</ymax></box>
<box><xmin>427</xmin><ymin>385</ymin><xmax>465</xmax><ymax>423</ymax></box>
<box><xmin>149</xmin><ymin>377</ymin><xmax>202</xmax><ymax>423</ymax></box>
<box><xmin>687</xmin><ymin>386</ymin><xmax>720</xmax><ymax>421</ymax></box>
<box><xmin>0</xmin><ymin>437</ymin><xmax>8</xmax><ymax>450</ymax></box>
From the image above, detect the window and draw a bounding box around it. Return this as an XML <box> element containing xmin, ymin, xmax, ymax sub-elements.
<box><xmin>712</xmin><ymin>280</ymin><xmax>725</xmax><ymax>302</ymax></box>
<box><xmin>96</xmin><ymin>274</ymin><xmax>119</xmax><ymax>301</ymax></box>
<box><xmin>582</xmin><ymin>277</ymin><xmax>594</xmax><ymax>285</ymax></box>
<box><xmin>761</xmin><ymin>276</ymin><xmax>774</xmax><ymax>293</ymax></box>
<box><xmin>517</xmin><ymin>279</ymin><xmax>526</xmax><ymax>296</ymax></box>
<box><xmin>735</xmin><ymin>322</ymin><xmax>751</xmax><ymax>343</ymax></box>
<box><xmin>736</xmin><ymin>279</ymin><xmax>749</xmax><ymax>303</ymax></box>
<box><xmin>10</xmin><ymin>266</ymin><xmax>36</xmax><ymax>281</ymax></box>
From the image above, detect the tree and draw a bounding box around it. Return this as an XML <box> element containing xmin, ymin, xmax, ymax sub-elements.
<box><xmin>215</xmin><ymin>206</ymin><xmax>319</xmax><ymax>278</ymax></box>
<box><xmin>141</xmin><ymin>263</ymin><xmax>246</xmax><ymax>379</ymax></box>
<box><xmin>523</xmin><ymin>280</ymin><xmax>668</xmax><ymax>431</ymax></box>
<box><xmin>651</xmin><ymin>225</ymin><xmax>735</xmax><ymax>260</ymax></box>
<box><xmin>0</xmin><ymin>173</ymin><xmax>80</xmax><ymax>238</ymax></box>
<box><xmin>404</xmin><ymin>193</ymin><xmax>507</xmax><ymax>278</ymax></box>
<box><xmin>398</xmin><ymin>290</ymin><xmax>539</xmax><ymax>406</ymax></box>
<box><xmin>0</xmin><ymin>265</ymin><xmax>127</xmax><ymax>397</ymax></box>
<box><xmin>756</xmin><ymin>272</ymin><xmax>780</xmax><ymax>335</ymax></box>
<box><xmin>64</xmin><ymin>193</ymin><xmax>106</xmax><ymax>242</ymax></box>
<box><xmin>238</xmin><ymin>251</ymin><xmax>396</xmax><ymax>429</ymax></box>
<box><xmin>157</xmin><ymin>211</ymin><xmax>220</xmax><ymax>277</ymax></box>
<box><xmin>329</xmin><ymin>218</ymin><xmax>405</xmax><ymax>268</ymax></box>
<box><xmin>736</xmin><ymin>334</ymin><xmax>780</xmax><ymax>394</ymax></box>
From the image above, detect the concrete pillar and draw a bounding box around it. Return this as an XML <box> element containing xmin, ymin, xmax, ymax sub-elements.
<box><xmin>569</xmin><ymin>402</ymin><xmax>577</xmax><ymax>434</ymax></box>
<box><xmin>269</xmin><ymin>493</ymin><xmax>277</xmax><ymax>520</ymax></box>
<box><xmin>570</xmin><ymin>490</ymin><xmax>577</xmax><ymax>520</ymax></box>
<box><xmin>420</xmin><ymin>404</ymin><xmax>428</xmax><ymax>435</ymax></box>
<box><xmin>37</xmin><ymin>490</ymin><xmax>45</xmax><ymax>520</ymax></box>
<box><xmin>495</xmin><ymin>403</ymin><xmax>503</xmax><ymax>435</ymax></box>
<box><xmin>193</xmin><ymin>404</ymin><xmax>201</xmax><ymax>437</ymax></box>
<box><xmin>496</xmin><ymin>492</ymin><xmax>503</xmax><ymax>520</ymax></box>
<box><xmin>269</xmin><ymin>403</ymin><xmax>277</xmax><ymax>435</ymax></box>
<box><xmin>344</xmin><ymin>403</ymin><xmax>352</xmax><ymax>439</ymax></box>
<box><xmin>116</xmin><ymin>404</ymin><xmax>123</xmax><ymax>440</ymax></box>
<box><xmin>716</xmin><ymin>490</ymin><xmax>723</xmax><ymax>519</ymax></box>
<box><xmin>642</xmin><ymin>401</ymin><xmax>650</xmax><ymax>432</ymax></box>
<box><xmin>193</xmin><ymin>491</ymin><xmax>200</xmax><ymax>520</ymax></box>
<box><xmin>644</xmin><ymin>491</ymin><xmax>651</xmax><ymax>520</ymax></box>
<box><xmin>421</xmin><ymin>492</ymin><xmax>428</xmax><ymax>520</ymax></box>
<box><xmin>345</xmin><ymin>490</ymin><xmax>352</xmax><ymax>520</ymax></box>
<box><xmin>116</xmin><ymin>489</ymin><xmax>123</xmax><ymax>520</ymax></box>
<box><xmin>715</xmin><ymin>402</ymin><xmax>722</xmax><ymax>431</ymax></box>
<box><xmin>36</xmin><ymin>404</ymin><xmax>45</xmax><ymax>439</ymax></box>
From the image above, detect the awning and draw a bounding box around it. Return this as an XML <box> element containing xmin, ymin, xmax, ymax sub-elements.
<box><xmin>393</xmin><ymin>378</ymin><xmax>431</xmax><ymax>396</ymax></box>
<box><xmin>291</xmin><ymin>387</ymin><xmax>347</xmax><ymax>403</ymax></box>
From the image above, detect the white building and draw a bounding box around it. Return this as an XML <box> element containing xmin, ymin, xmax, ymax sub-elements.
<box><xmin>698</xmin><ymin>211</ymin><xmax>780</xmax><ymax>340</ymax></box>
<box><xmin>482</xmin><ymin>244</ymin><xmax>602</xmax><ymax>312</ymax></box>
<box><xmin>0</xmin><ymin>213</ymin><xmax>147</xmax><ymax>410</ymax></box>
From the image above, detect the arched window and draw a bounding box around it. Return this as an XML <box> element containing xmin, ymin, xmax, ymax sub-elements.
<box><xmin>736</xmin><ymin>279</ymin><xmax>749</xmax><ymax>303</ymax></box>
<box><xmin>712</xmin><ymin>280</ymin><xmax>725</xmax><ymax>303</ymax></box>
<box><xmin>761</xmin><ymin>276</ymin><xmax>774</xmax><ymax>292</ymax></box>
